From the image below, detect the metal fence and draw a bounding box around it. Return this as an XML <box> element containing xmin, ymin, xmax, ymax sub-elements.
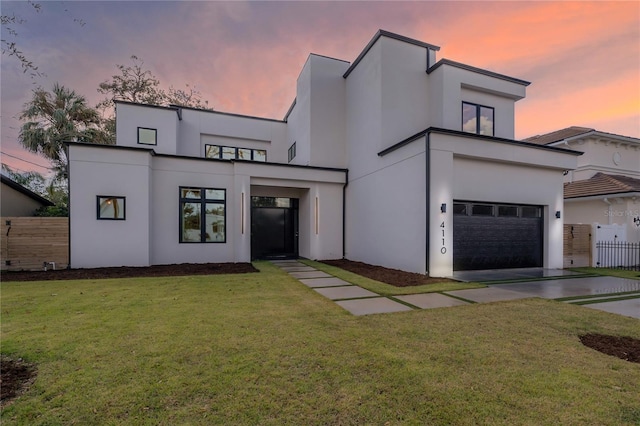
<box><xmin>595</xmin><ymin>241</ymin><xmax>640</xmax><ymax>271</ymax></box>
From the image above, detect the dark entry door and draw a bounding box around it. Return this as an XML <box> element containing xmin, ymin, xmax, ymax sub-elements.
<box><xmin>453</xmin><ymin>202</ymin><xmax>543</xmax><ymax>271</ymax></box>
<box><xmin>251</xmin><ymin>197</ymin><xmax>298</xmax><ymax>259</ymax></box>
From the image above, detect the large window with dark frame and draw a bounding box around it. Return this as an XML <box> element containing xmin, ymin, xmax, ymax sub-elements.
<box><xmin>462</xmin><ymin>102</ymin><xmax>494</xmax><ymax>136</ymax></box>
<box><xmin>179</xmin><ymin>187</ymin><xmax>226</xmax><ymax>243</ymax></box>
<box><xmin>205</xmin><ymin>145</ymin><xmax>266</xmax><ymax>162</ymax></box>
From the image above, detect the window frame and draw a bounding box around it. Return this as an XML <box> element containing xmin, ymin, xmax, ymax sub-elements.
<box><xmin>204</xmin><ymin>144</ymin><xmax>267</xmax><ymax>162</ymax></box>
<box><xmin>137</xmin><ymin>127</ymin><xmax>158</xmax><ymax>145</ymax></box>
<box><xmin>96</xmin><ymin>196</ymin><xmax>126</xmax><ymax>220</ymax></box>
<box><xmin>179</xmin><ymin>186</ymin><xmax>227</xmax><ymax>244</ymax></box>
<box><xmin>461</xmin><ymin>102</ymin><xmax>495</xmax><ymax>136</ymax></box>
<box><xmin>288</xmin><ymin>142</ymin><xmax>297</xmax><ymax>163</ymax></box>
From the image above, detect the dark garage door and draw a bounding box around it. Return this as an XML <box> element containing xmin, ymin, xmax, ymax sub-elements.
<box><xmin>453</xmin><ymin>202</ymin><xmax>543</xmax><ymax>271</ymax></box>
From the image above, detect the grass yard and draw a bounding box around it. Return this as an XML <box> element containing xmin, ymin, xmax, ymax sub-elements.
<box><xmin>570</xmin><ymin>267</ymin><xmax>640</xmax><ymax>280</ymax></box>
<box><xmin>2</xmin><ymin>261</ymin><xmax>639</xmax><ymax>425</ymax></box>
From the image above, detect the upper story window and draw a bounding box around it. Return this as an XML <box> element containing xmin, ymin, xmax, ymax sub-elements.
<box><xmin>462</xmin><ymin>102</ymin><xmax>494</xmax><ymax>136</ymax></box>
<box><xmin>288</xmin><ymin>142</ymin><xmax>296</xmax><ymax>163</ymax></box>
<box><xmin>138</xmin><ymin>127</ymin><xmax>157</xmax><ymax>145</ymax></box>
<box><xmin>205</xmin><ymin>145</ymin><xmax>266</xmax><ymax>162</ymax></box>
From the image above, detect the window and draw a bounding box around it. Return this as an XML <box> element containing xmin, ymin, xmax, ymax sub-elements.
<box><xmin>462</xmin><ymin>102</ymin><xmax>494</xmax><ymax>136</ymax></box>
<box><xmin>498</xmin><ymin>206</ymin><xmax>519</xmax><ymax>217</ymax></box>
<box><xmin>138</xmin><ymin>127</ymin><xmax>157</xmax><ymax>145</ymax></box>
<box><xmin>180</xmin><ymin>187</ymin><xmax>226</xmax><ymax>243</ymax></box>
<box><xmin>288</xmin><ymin>142</ymin><xmax>296</xmax><ymax>163</ymax></box>
<box><xmin>97</xmin><ymin>196</ymin><xmax>125</xmax><ymax>220</ymax></box>
<box><xmin>472</xmin><ymin>204</ymin><xmax>494</xmax><ymax>216</ymax></box>
<box><xmin>453</xmin><ymin>203</ymin><xmax>468</xmax><ymax>215</ymax></box>
<box><xmin>204</xmin><ymin>145</ymin><xmax>267</xmax><ymax>162</ymax></box>
<box><xmin>521</xmin><ymin>206</ymin><xmax>542</xmax><ymax>218</ymax></box>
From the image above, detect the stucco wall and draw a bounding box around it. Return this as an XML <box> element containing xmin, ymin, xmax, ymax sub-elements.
<box><xmin>345</xmin><ymin>141</ymin><xmax>427</xmax><ymax>274</ymax></box>
<box><xmin>564</xmin><ymin>138</ymin><xmax>640</xmax><ymax>182</ymax></box>
<box><xmin>428</xmin><ymin>132</ymin><xmax>577</xmax><ymax>276</ymax></box>
<box><xmin>428</xmin><ymin>64</ymin><xmax>524</xmax><ymax>139</ymax></box>
<box><xmin>69</xmin><ymin>145</ymin><xmax>152</xmax><ymax>268</ymax></box>
<box><xmin>69</xmin><ymin>143</ymin><xmax>345</xmax><ymax>268</ymax></box>
<box><xmin>116</xmin><ymin>103</ymin><xmax>178</xmax><ymax>154</ymax></box>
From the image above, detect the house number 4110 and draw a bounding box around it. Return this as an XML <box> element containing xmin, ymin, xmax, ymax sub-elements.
<box><xmin>440</xmin><ymin>221</ymin><xmax>446</xmax><ymax>254</ymax></box>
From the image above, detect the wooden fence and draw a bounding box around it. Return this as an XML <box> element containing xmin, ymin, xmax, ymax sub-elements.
<box><xmin>1</xmin><ymin>217</ymin><xmax>69</xmax><ymax>271</ymax></box>
<box><xmin>563</xmin><ymin>224</ymin><xmax>591</xmax><ymax>268</ymax></box>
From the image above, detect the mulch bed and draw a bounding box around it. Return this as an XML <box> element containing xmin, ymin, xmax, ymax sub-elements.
<box><xmin>321</xmin><ymin>259</ymin><xmax>455</xmax><ymax>287</ymax></box>
<box><xmin>1</xmin><ymin>262</ymin><xmax>257</xmax><ymax>282</ymax></box>
<box><xmin>579</xmin><ymin>333</ymin><xmax>640</xmax><ymax>363</ymax></box>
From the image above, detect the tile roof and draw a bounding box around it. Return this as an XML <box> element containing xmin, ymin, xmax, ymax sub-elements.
<box><xmin>564</xmin><ymin>173</ymin><xmax>640</xmax><ymax>199</ymax></box>
<box><xmin>524</xmin><ymin>126</ymin><xmax>594</xmax><ymax>145</ymax></box>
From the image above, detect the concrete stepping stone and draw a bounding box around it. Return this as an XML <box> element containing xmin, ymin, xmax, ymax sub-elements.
<box><xmin>444</xmin><ymin>287</ymin><xmax>536</xmax><ymax>303</ymax></box>
<box><xmin>280</xmin><ymin>266</ymin><xmax>317</xmax><ymax>272</ymax></box>
<box><xmin>584</xmin><ymin>297</ymin><xmax>640</xmax><ymax>319</ymax></box>
<box><xmin>271</xmin><ymin>260</ymin><xmax>303</xmax><ymax>265</ymax></box>
<box><xmin>394</xmin><ymin>293</ymin><xmax>469</xmax><ymax>309</ymax></box>
<box><xmin>313</xmin><ymin>286</ymin><xmax>378</xmax><ymax>300</ymax></box>
<box><xmin>336</xmin><ymin>297</ymin><xmax>413</xmax><ymax>315</ymax></box>
<box><xmin>289</xmin><ymin>271</ymin><xmax>332</xmax><ymax>279</ymax></box>
<box><xmin>299</xmin><ymin>277</ymin><xmax>353</xmax><ymax>288</ymax></box>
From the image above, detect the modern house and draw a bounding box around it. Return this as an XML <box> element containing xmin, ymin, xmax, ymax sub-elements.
<box><xmin>68</xmin><ymin>30</ymin><xmax>580</xmax><ymax>276</ymax></box>
<box><xmin>526</xmin><ymin>127</ymin><xmax>640</xmax><ymax>244</ymax></box>
<box><xmin>1</xmin><ymin>174</ymin><xmax>54</xmax><ymax>216</ymax></box>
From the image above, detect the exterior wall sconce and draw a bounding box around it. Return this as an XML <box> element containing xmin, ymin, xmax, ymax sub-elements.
<box><xmin>441</xmin><ymin>203</ymin><xmax>446</xmax><ymax>213</ymax></box>
<box><xmin>555</xmin><ymin>211</ymin><xmax>561</xmax><ymax>219</ymax></box>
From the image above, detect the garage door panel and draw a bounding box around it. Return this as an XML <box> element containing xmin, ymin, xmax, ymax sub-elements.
<box><xmin>453</xmin><ymin>204</ymin><xmax>542</xmax><ymax>271</ymax></box>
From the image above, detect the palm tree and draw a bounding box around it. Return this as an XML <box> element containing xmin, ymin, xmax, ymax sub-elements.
<box><xmin>19</xmin><ymin>83</ymin><xmax>112</xmax><ymax>181</ymax></box>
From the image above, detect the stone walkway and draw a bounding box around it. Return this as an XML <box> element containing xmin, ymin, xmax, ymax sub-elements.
<box><xmin>272</xmin><ymin>260</ymin><xmax>640</xmax><ymax>319</ymax></box>
<box><xmin>272</xmin><ymin>260</ymin><xmax>467</xmax><ymax>315</ymax></box>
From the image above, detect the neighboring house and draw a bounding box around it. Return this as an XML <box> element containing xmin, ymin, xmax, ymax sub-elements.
<box><xmin>1</xmin><ymin>174</ymin><xmax>54</xmax><ymax>216</ymax></box>
<box><xmin>68</xmin><ymin>30</ymin><xmax>580</xmax><ymax>276</ymax></box>
<box><xmin>526</xmin><ymin>127</ymin><xmax>640</xmax><ymax>243</ymax></box>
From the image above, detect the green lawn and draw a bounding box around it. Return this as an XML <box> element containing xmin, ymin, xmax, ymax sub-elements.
<box><xmin>570</xmin><ymin>267</ymin><xmax>640</xmax><ymax>280</ymax></box>
<box><xmin>2</xmin><ymin>262</ymin><xmax>639</xmax><ymax>425</ymax></box>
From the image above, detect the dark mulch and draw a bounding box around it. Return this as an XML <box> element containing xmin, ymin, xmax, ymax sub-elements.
<box><xmin>580</xmin><ymin>333</ymin><xmax>640</xmax><ymax>363</ymax></box>
<box><xmin>0</xmin><ymin>355</ymin><xmax>36</xmax><ymax>407</ymax></box>
<box><xmin>1</xmin><ymin>262</ymin><xmax>257</xmax><ymax>282</ymax></box>
<box><xmin>321</xmin><ymin>259</ymin><xmax>455</xmax><ymax>287</ymax></box>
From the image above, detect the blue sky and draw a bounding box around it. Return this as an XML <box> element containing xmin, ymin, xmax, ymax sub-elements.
<box><xmin>2</xmin><ymin>1</ymin><xmax>638</xmax><ymax>176</ymax></box>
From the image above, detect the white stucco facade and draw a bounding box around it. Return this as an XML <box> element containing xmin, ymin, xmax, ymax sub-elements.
<box><xmin>69</xmin><ymin>30</ymin><xmax>580</xmax><ymax>275</ymax></box>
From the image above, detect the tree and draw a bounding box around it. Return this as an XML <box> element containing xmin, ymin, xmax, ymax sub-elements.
<box><xmin>1</xmin><ymin>1</ymin><xmax>43</xmax><ymax>78</ymax></box>
<box><xmin>19</xmin><ymin>83</ymin><xmax>112</xmax><ymax>181</ymax></box>
<box><xmin>2</xmin><ymin>1</ymin><xmax>85</xmax><ymax>79</ymax></box>
<box><xmin>98</xmin><ymin>55</ymin><xmax>212</xmax><ymax>111</ymax></box>
<box><xmin>1</xmin><ymin>163</ymin><xmax>47</xmax><ymax>195</ymax></box>
<box><xmin>97</xmin><ymin>55</ymin><xmax>165</xmax><ymax>110</ymax></box>
<box><xmin>166</xmin><ymin>84</ymin><xmax>210</xmax><ymax>109</ymax></box>
<box><xmin>97</xmin><ymin>56</ymin><xmax>212</xmax><ymax>142</ymax></box>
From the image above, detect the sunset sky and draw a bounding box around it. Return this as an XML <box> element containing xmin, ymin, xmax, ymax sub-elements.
<box><xmin>1</xmin><ymin>1</ymin><xmax>638</xmax><ymax>177</ymax></box>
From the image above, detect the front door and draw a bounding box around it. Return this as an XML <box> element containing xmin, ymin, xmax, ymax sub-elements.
<box><xmin>251</xmin><ymin>197</ymin><xmax>299</xmax><ymax>259</ymax></box>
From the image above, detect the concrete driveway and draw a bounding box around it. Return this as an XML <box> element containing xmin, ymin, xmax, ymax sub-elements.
<box><xmin>446</xmin><ymin>276</ymin><xmax>640</xmax><ymax>319</ymax></box>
